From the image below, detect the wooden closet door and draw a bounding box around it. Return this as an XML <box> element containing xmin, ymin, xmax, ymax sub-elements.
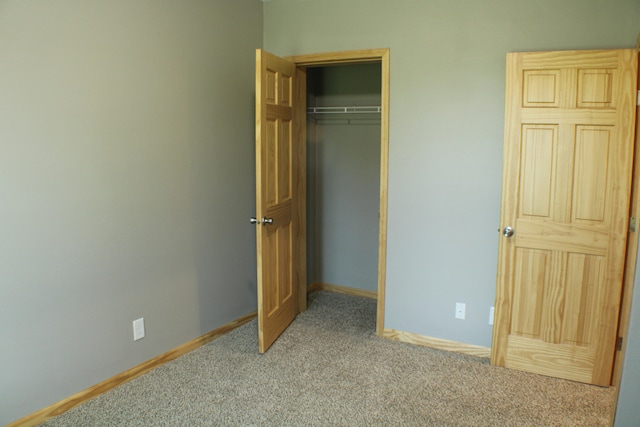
<box><xmin>255</xmin><ymin>49</ymin><xmax>305</xmax><ymax>353</ymax></box>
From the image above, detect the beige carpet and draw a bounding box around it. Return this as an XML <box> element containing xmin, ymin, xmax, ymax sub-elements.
<box><xmin>41</xmin><ymin>291</ymin><xmax>614</xmax><ymax>426</ymax></box>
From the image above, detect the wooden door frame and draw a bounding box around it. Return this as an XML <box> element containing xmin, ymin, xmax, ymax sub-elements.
<box><xmin>597</xmin><ymin>51</ymin><xmax>639</xmax><ymax>390</ymax></box>
<box><xmin>611</xmin><ymin>51</ymin><xmax>640</xmax><ymax>422</ymax></box>
<box><xmin>285</xmin><ymin>48</ymin><xmax>390</xmax><ymax>336</ymax></box>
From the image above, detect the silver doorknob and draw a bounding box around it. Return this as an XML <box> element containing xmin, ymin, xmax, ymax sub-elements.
<box><xmin>503</xmin><ymin>226</ymin><xmax>514</xmax><ymax>237</ymax></box>
<box><xmin>250</xmin><ymin>217</ymin><xmax>261</xmax><ymax>225</ymax></box>
<box><xmin>262</xmin><ymin>217</ymin><xmax>273</xmax><ymax>225</ymax></box>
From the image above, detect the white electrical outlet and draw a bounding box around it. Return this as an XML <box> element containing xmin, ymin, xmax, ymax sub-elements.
<box><xmin>489</xmin><ymin>306</ymin><xmax>495</xmax><ymax>325</ymax></box>
<box><xmin>133</xmin><ymin>318</ymin><xmax>145</xmax><ymax>341</ymax></box>
<box><xmin>455</xmin><ymin>303</ymin><xmax>466</xmax><ymax>320</ymax></box>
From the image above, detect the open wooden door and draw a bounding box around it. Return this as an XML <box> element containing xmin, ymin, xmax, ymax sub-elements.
<box><xmin>254</xmin><ymin>49</ymin><xmax>305</xmax><ymax>353</ymax></box>
<box><xmin>492</xmin><ymin>49</ymin><xmax>638</xmax><ymax>385</ymax></box>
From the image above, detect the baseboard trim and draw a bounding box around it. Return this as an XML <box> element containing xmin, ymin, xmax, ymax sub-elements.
<box><xmin>8</xmin><ymin>311</ymin><xmax>257</xmax><ymax>427</ymax></box>
<box><xmin>382</xmin><ymin>328</ymin><xmax>491</xmax><ymax>358</ymax></box>
<box><xmin>308</xmin><ymin>282</ymin><xmax>377</xmax><ymax>300</ymax></box>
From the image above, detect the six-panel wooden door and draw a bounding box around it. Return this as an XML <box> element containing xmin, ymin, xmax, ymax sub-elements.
<box><xmin>492</xmin><ymin>49</ymin><xmax>638</xmax><ymax>385</ymax></box>
<box><xmin>255</xmin><ymin>49</ymin><xmax>301</xmax><ymax>353</ymax></box>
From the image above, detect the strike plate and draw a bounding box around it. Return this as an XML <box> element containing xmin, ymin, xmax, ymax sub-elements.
<box><xmin>630</xmin><ymin>217</ymin><xmax>637</xmax><ymax>233</ymax></box>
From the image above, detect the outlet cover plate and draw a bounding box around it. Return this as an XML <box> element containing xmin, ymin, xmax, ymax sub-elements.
<box><xmin>133</xmin><ymin>318</ymin><xmax>145</xmax><ymax>341</ymax></box>
<box><xmin>455</xmin><ymin>303</ymin><xmax>466</xmax><ymax>320</ymax></box>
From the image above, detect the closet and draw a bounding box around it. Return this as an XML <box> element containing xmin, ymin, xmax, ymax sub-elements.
<box><xmin>306</xmin><ymin>63</ymin><xmax>382</xmax><ymax>294</ymax></box>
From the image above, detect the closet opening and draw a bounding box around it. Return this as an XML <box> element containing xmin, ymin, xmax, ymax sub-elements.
<box><xmin>285</xmin><ymin>48</ymin><xmax>390</xmax><ymax>335</ymax></box>
<box><xmin>305</xmin><ymin>63</ymin><xmax>382</xmax><ymax>308</ymax></box>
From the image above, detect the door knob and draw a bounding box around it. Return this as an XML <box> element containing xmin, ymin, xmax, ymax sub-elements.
<box><xmin>503</xmin><ymin>226</ymin><xmax>514</xmax><ymax>237</ymax></box>
<box><xmin>262</xmin><ymin>217</ymin><xmax>273</xmax><ymax>225</ymax></box>
<box><xmin>250</xmin><ymin>217</ymin><xmax>261</xmax><ymax>225</ymax></box>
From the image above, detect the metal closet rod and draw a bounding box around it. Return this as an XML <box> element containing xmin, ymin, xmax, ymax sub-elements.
<box><xmin>307</xmin><ymin>106</ymin><xmax>381</xmax><ymax>114</ymax></box>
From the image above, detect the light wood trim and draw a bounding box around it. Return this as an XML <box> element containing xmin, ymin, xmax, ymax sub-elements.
<box><xmin>376</xmin><ymin>49</ymin><xmax>390</xmax><ymax>336</ymax></box>
<box><xmin>294</xmin><ymin>65</ymin><xmax>308</xmax><ymax>313</ymax></box>
<box><xmin>255</xmin><ymin>49</ymin><xmax>266</xmax><ymax>351</ymax></box>
<box><xmin>491</xmin><ymin>52</ymin><xmax>520</xmax><ymax>367</ymax></box>
<box><xmin>593</xmin><ymin>49</ymin><xmax>638</xmax><ymax>386</ymax></box>
<box><xmin>383</xmin><ymin>328</ymin><xmax>491</xmax><ymax>358</ymax></box>
<box><xmin>286</xmin><ymin>48</ymin><xmax>390</xmax><ymax>66</ymax></box>
<box><xmin>308</xmin><ymin>282</ymin><xmax>378</xmax><ymax>299</ymax></box>
<box><xmin>612</xmin><ymin>57</ymin><xmax>640</xmax><ymax>386</ymax></box>
<box><xmin>610</xmin><ymin>53</ymin><xmax>640</xmax><ymax>424</ymax></box>
<box><xmin>289</xmin><ymin>48</ymin><xmax>390</xmax><ymax>337</ymax></box>
<box><xmin>8</xmin><ymin>312</ymin><xmax>257</xmax><ymax>427</ymax></box>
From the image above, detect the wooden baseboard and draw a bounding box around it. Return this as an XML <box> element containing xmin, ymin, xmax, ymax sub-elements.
<box><xmin>382</xmin><ymin>328</ymin><xmax>491</xmax><ymax>358</ymax></box>
<box><xmin>310</xmin><ymin>285</ymin><xmax>487</xmax><ymax>358</ymax></box>
<box><xmin>308</xmin><ymin>282</ymin><xmax>377</xmax><ymax>299</ymax></box>
<box><xmin>8</xmin><ymin>311</ymin><xmax>257</xmax><ymax>427</ymax></box>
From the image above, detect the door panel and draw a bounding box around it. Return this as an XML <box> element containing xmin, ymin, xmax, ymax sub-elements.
<box><xmin>255</xmin><ymin>49</ymin><xmax>301</xmax><ymax>353</ymax></box>
<box><xmin>492</xmin><ymin>49</ymin><xmax>638</xmax><ymax>385</ymax></box>
<box><xmin>519</xmin><ymin>125</ymin><xmax>556</xmax><ymax>218</ymax></box>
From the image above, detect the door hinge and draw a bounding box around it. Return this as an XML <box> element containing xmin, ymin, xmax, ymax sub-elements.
<box><xmin>617</xmin><ymin>336</ymin><xmax>623</xmax><ymax>351</ymax></box>
<box><xmin>630</xmin><ymin>217</ymin><xmax>637</xmax><ymax>233</ymax></box>
<box><xmin>637</xmin><ymin>90</ymin><xmax>640</xmax><ymax>106</ymax></box>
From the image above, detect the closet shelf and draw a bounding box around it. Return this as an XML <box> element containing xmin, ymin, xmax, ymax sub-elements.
<box><xmin>307</xmin><ymin>106</ymin><xmax>381</xmax><ymax>114</ymax></box>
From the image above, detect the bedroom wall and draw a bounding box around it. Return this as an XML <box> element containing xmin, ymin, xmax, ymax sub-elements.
<box><xmin>0</xmin><ymin>1</ymin><xmax>262</xmax><ymax>424</ymax></box>
<box><xmin>264</xmin><ymin>0</ymin><xmax>640</xmax><ymax>346</ymax></box>
<box><xmin>307</xmin><ymin>64</ymin><xmax>381</xmax><ymax>292</ymax></box>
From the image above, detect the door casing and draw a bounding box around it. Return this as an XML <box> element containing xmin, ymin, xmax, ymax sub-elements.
<box><xmin>285</xmin><ymin>48</ymin><xmax>390</xmax><ymax>335</ymax></box>
<box><xmin>611</xmin><ymin>52</ymin><xmax>640</xmax><ymax>417</ymax></box>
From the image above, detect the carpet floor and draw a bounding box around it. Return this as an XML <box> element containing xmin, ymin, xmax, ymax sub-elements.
<box><xmin>41</xmin><ymin>291</ymin><xmax>615</xmax><ymax>426</ymax></box>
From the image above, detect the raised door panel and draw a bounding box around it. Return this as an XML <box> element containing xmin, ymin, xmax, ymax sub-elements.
<box><xmin>577</xmin><ymin>69</ymin><xmax>614</xmax><ymax>108</ymax></box>
<box><xmin>519</xmin><ymin>125</ymin><xmax>557</xmax><ymax>218</ymax></box>
<box><xmin>511</xmin><ymin>248</ymin><xmax>550</xmax><ymax>338</ymax></box>
<box><xmin>572</xmin><ymin>126</ymin><xmax>612</xmax><ymax>224</ymax></box>
<box><xmin>523</xmin><ymin>70</ymin><xmax>561</xmax><ymax>107</ymax></box>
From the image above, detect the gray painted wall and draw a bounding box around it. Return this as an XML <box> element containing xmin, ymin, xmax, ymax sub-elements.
<box><xmin>0</xmin><ymin>1</ymin><xmax>262</xmax><ymax>424</ymax></box>
<box><xmin>264</xmin><ymin>0</ymin><xmax>640</xmax><ymax>347</ymax></box>
<box><xmin>307</xmin><ymin>65</ymin><xmax>381</xmax><ymax>292</ymax></box>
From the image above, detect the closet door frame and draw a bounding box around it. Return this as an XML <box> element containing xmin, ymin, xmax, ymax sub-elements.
<box><xmin>286</xmin><ymin>48</ymin><xmax>390</xmax><ymax>335</ymax></box>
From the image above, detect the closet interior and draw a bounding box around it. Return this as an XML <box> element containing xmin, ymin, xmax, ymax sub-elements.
<box><xmin>306</xmin><ymin>63</ymin><xmax>382</xmax><ymax>294</ymax></box>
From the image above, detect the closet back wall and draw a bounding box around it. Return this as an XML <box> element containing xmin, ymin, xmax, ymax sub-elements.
<box><xmin>307</xmin><ymin>64</ymin><xmax>382</xmax><ymax>292</ymax></box>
